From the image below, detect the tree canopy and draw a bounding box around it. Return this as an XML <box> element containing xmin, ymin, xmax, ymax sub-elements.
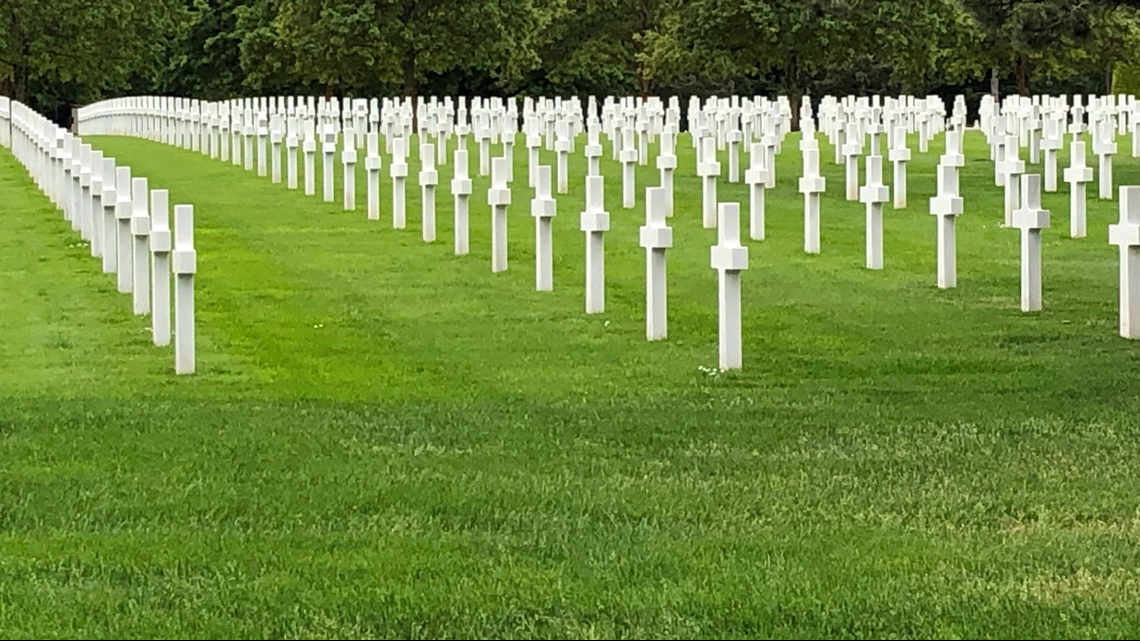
<box><xmin>3</xmin><ymin>0</ymin><xmax>1140</xmax><ymax>117</ymax></box>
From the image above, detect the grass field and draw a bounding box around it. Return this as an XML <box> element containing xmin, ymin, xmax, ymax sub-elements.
<box><xmin>3</xmin><ymin>127</ymin><xmax>1140</xmax><ymax>638</ymax></box>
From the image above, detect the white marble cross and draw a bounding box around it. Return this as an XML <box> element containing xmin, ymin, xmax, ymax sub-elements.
<box><xmin>657</xmin><ymin>127</ymin><xmax>677</xmax><ymax>217</ymax></box>
<box><xmin>78</xmin><ymin>144</ymin><xmax>93</xmax><ymax>241</ymax></box>
<box><xmin>1012</xmin><ymin>174</ymin><xmax>1050</xmax><ymax>312</ymax></box>
<box><xmin>477</xmin><ymin>117</ymin><xmax>492</xmax><ymax>176</ymax></box>
<box><xmin>173</xmin><ymin>204</ymin><xmax>197</xmax><ymax>375</ymax></box>
<box><xmin>321</xmin><ymin>124</ymin><xmax>337</xmax><ymax>203</ymax></box>
<box><xmin>584</xmin><ymin>127</ymin><xmax>602</xmax><ymax>177</ymax></box>
<box><xmin>556</xmin><ymin>121</ymin><xmax>571</xmax><ymax>194</ymax></box>
<box><xmin>1063</xmin><ymin>139</ymin><xmax>1093</xmax><ymax>238</ymax></box>
<box><xmin>130</xmin><ymin>177</ymin><xmax>151</xmax><ymax>315</ymax></box>
<box><xmin>115</xmin><ymin>166</ymin><xmax>134</xmax><ymax>294</ymax></box>
<box><xmin>842</xmin><ymin>129</ymin><xmax>862</xmax><ymax>201</ymax></box>
<box><xmin>580</xmin><ymin>175</ymin><xmax>610</xmax><ymax>313</ymax></box>
<box><xmin>889</xmin><ymin>126</ymin><xmax>911</xmax><ymax>208</ymax></box>
<box><xmin>940</xmin><ymin>127</ymin><xmax>965</xmax><ymax>172</ymax></box>
<box><xmin>420</xmin><ymin>143</ymin><xmax>438</xmax><ymax>242</ymax></box>
<box><xmin>150</xmin><ymin>189</ymin><xmax>172</xmax><ymax>346</ymax></box>
<box><xmin>365</xmin><ymin>132</ymin><xmax>382</xmax><ymax>221</ymax></box>
<box><xmin>286</xmin><ymin>116</ymin><xmax>299</xmax><ymax>190</ymax></box>
<box><xmin>1041</xmin><ymin>117</ymin><xmax>1062</xmax><ymax>192</ymax></box>
<box><xmin>89</xmin><ymin>150</ymin><xmax>104</xmax><ymax>259</ymax></box>
<box><xmin>451</xmin><ymin>148</ymin><xmax>473</xmax><ymax>255</ymax></box>
<box><xmin>698</xmin><ymin>136</ymin><xmax>720</xmax><ymax>228</ymax></box>
<box><xmin>342</xmin><ymin>141</ymin><xmax>358</xmax><ymax>211</ymax></box>
<box><xmin>799</xmin><ymin>141</ymin><xmax>826</xmax><ymax>254</ymax></box>
<box><xmin>640</xmin><ymin>186</ymin><xmax>673</xmax><ymax>340</ymax></box>
<box><xmin>929</xmin><ymin>163</ymin><xmax>964</xmax><ymax>288</ymax></box>
<box><xmin>745</xmin><ymin>142</ymin><xmax>769</xmax><ymax>241</ymax></box>
<box><xmin>257</xmin><ymin>114</ymin><xmax>269</xmax><ymax>178</ymax></box>
<box><xmin>999</xmin><ymin>133</ymin><xmax>1024</xmax><ymax>226</ymax></box>
<box><xmin>270</xmin><ymin>116</ymin><xmax>283</xmax><ymax>183</ymax></box>
<box><xmin>760</xmin><ymin>123</ymin><xmax>778</xmax><ymax>188</ymax></box>
<box><xmin>531</xmin><ymin>165</ymin><xmax>557</xmax><ymax>290</ymax></box>
<box><xmin>1027</xmin><ymin>106</ymin><xmax>1042</xmax><ymax>165</ymax></box>
<box><xmin>1110</xmin><ymin>186</ymin><xmax>1140</xmax><ymax>338</ymax></box>
<box><xmin>101</xmin><ymin>157</ymin><xmax>118</xmax><ymax>275</ymax></box>
<box><xmin>303</xmin><ymin>119</ymin><xmax>316</xmax><ymax>196</ymax></box>
<box><xmin>526</xmin><ymin>129</ymin><xmax>542</xmax><ymax>187</ymax></box>
<box><xmin>727</xmin><ymin>127</ymin><xmax>742</xmax><ymax>183</ymax></box>
<box><xmin>1094</xmin><ymin>119</ymin><xmax>1117</xmax><ymax>200</ymax></box>
<box><xmin>489</xmin><ymin>156</ymin><xmax>511</xmax><ymax>272</ymax></box>
<box><xmin>711</xmin><ymin>202</ymin><xmax>748</xmax><ymax>369</ymax></box>
<box><xmin>860</xmin><ymin>154</ymin><xmax>890</xmax><ymax>270</ymax></box>
<box><xmin>621</xmin><ymin>126</ymin><xmax>638</xmax><ymax>208</ymax></box>
<box><xmin>390</xmin><ymin>137</ymin><xmax>408</xmax><ymax>229</ymax></box>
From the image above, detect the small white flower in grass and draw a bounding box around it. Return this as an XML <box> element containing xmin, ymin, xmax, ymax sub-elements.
<box><xmin>604</xmin><ymin>321</ymin><xmax>610</xmax><ymax>327</ymax></box>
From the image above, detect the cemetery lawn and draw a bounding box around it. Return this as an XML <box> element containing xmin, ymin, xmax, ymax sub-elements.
<box><xmin>4</xmin><ymin>131</ymin><xmax>1140</xmax><ymax>638</ymax></box>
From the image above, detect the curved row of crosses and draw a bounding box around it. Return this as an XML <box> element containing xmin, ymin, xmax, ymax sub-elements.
<box><xmin>1</xmin><ymin>97</ymin><xmax>198</xmax><ymax>375</ymax></box>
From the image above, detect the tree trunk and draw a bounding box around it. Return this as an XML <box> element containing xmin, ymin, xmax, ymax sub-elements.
<box><xmin>1107</xmin><ymin>60</ymin><xmax>1115</xmax><ymax>95</ymax></box>
<box><xmin>990</xmin><ymin>66</ymin><xmax>999</xmax><ymax>102</ymax></box>
<box><xmin>15</xmin><ymin>64</ymin><xmax>27</xmax><ymax>103</ymax></box>
<box><xmin>1015</xmin><ymin>54</ymin><xmax>1029</xmax><ymax>96</ymax></box>
<box><xmin>402</xmin><ymin>48</ymin><xmax>418</xmax><ymax>131</ymax></box>
<box><xmin>787</xmin><ymin>55</ymin><xmax>801</xmax><ymax>132</ymax></box>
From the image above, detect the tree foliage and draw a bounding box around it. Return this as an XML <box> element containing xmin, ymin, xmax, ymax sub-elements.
<box><xmin>4</xmin><ymin>0</ymin><xmax>1140</xmax><ymax>120</ymax></box>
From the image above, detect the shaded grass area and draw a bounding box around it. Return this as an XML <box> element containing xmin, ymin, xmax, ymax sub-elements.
<box><xmin>1</xmin><ymin>130</ymin><xmax>1140</xmax><ymax>637</ymax></box>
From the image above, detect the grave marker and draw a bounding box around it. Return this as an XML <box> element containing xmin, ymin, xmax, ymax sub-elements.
<box><xmin>420</xmin><ymin>143</ymin><xmax>438</xmax><ymax>242</ymax></box>
<box><xmin>1095</xmin><ymin>119</ymin><xmax>1117</xmax><ymax>200</ymax></box>
<box><xmin>860</xmin><ymin>154</ymin><xmax>890</xmax><ymax>269</ymax></box>
<box><xmin>799</xmin><ymin>142</ymin><xmax>826</xmax><ymax>254</ymax></box>
<box><xmin>929</xmin><ymin>164</ymin><xmax>964</xmax><ymax>288</ymax></box>
<box><xmin>101</xmin><ymin>157</ymin><xmax>118</xmax><ymax>274</ymax></box>
<box><xmin>581</xmin><ymin>175</ymin><xmax>610</xmax><ymax>313</ymax></box>
<box><xmin>342</xmin><ymin>141</ymin><xmax>357</xmax><ymax>211</ymax></box>
<box><xmin>1012</xmin><ymin>174</ymin><xmax>1050</xmax><ymax>312</ymax></box>
<box><xmin>999</xmin><ymin>133</ymin><xmax>1024</xmax><ymax>226</ymax></box>
<box><xmin>322</xmin><ymin>125</ymin><xmax>336</xmax><ymax>203</ymax></box>
<box><xmin>699</xmin><ymin>136</ymin><xmax>720</xmax><ymax>228</ymax></box>
<box><xmin>452</xmin><ymin>148</ymin><xmax>472</xmax><ymax>255</ymax></box>
<box><xmin>286</xmin><ymin>117</ymin><xmax>299</xmax><ymax>190</ymax></box>
<box><xmin>556</xmin><ymin>122</ymin><xmax>571</xmax><ymax>194</ymax></box>
<box><xmin>531</xmin><ymin>165</ymin><xmax>557</xmax><ymax>290</ymax></box>
<box><xmin>173</xmin><ymin>204</ymin><xmax>197</xmax><ymax>375</ymax></box>
<box><xmin>1064</xmin><ymin>140</ymin><xmax>1093</xmax><ymax>238</ymax></box>
<box><xmin>621</xmin><ymin>127</ymin><xmax>638</xmax><ymax>208</ymax></box>
<box><xmin>1109</xmin><ymin>186</ymin><xmax>1140</xmax><ymax>338</ymax></box>
<box><xmin>657</xmin><ymin>127</ymin><xmax>677</xmax><ymax>217</ymax></box>
<box><xmin>270</xmin><ymin>117</ymin><xmax>283</xmax><ymax>183</ymax></box>
<box><xmin>131</xmin><ymin>177</ymin><xmax>151</xmax><ymax>315</ymax></box>
<box><xmin>366</xmin><ymin>132</ymin><xmax>382</xmax><ymax>221</ymax></box>
<box><xmin>303</xmin><ymin>119</ymin><xmax>316</xmax><ymax>196</ymax></box>
<box><xmin>115</xmin><ymin>166</ymin><xmax>134</xmax><ymax>294</ymax></box>
<box><xmin>640</xmin><ymin>186</ymin><xmax>672</xmax><ymax>340</ymax></box>
<box><xmin>150</xmin><ymin>189</ymin><xmax>172</xmax><ymax>346</ymax></box>
<box><xmin>489</xmin><ymin>156</ymin><xmax>511</xmax><ymax>272</ymax></box>
<box><xmin>711</xmin><ymin>202</ymin><xmax>748</xmax><ymax>369</ymax></box>
<box><xmin>745</xmin><ymin>142</ymin><xmax>769</xmax><ymax>240</ymax></box>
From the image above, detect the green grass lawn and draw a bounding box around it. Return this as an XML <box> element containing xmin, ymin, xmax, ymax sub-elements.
<box><xmin>3</xmin><ymin>127</ymin><xmax>1140</xmax><ymax>638</ymax></box>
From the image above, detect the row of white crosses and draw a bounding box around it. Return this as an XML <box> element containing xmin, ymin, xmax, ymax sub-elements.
<box><xmin>71</xmin><ymin>92</ymin><xmax>1140</xmax><ymax>362</ymax></box>
<box><xmin>7</xmin><ymin>98</ymin><xmax>197</xmax><ymax>374</ymax></box>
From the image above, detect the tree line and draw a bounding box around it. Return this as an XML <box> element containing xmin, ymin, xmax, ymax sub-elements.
<box><xmin>4</xmin><ymin>0</ymin><xmax>1140</xmax><ymax>119</ymax></box>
